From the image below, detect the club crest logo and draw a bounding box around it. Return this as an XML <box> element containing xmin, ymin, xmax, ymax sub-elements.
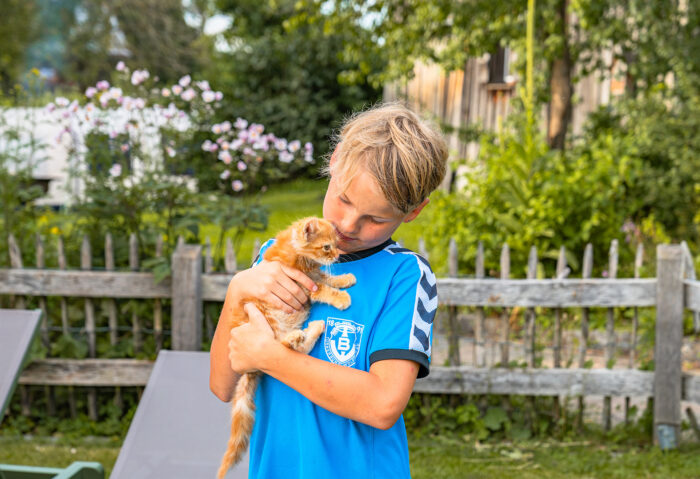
<box><xmin>324</xmin><ymin>317</ymin><xmax>364</xmax><ymax>367</ymax></box>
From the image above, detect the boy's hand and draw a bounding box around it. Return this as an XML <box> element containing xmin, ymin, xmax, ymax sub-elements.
<box><xmin>227</xmin><ymin>260</ymin><xmax>317</xmax><ymax>314</ymax></box>
<box><xmin>228</xmin><ymin>303</ymin><xmax>278</xmax><ymax>373</ymax></box>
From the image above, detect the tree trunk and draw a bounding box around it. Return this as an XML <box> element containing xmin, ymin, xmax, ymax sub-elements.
<box><xmin>547</xmin><ymin>0</ymin><xmax>573</xmax><ymax>150</ymax></box>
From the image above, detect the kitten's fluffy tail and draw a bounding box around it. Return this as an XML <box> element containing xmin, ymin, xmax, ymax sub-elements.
<box><xmin>217</xmin><ymin>372</ymin><xmax>260</xmax><ymax>479</ymax></box>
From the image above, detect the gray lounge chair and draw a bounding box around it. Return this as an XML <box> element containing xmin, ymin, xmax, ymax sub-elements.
<box><xmin>110</xmin><ymin>350</ymin><xmax>248</xmax><ymax>478</ymax></box>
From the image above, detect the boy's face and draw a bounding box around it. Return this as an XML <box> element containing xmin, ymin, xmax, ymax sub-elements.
<box><xmin>323</xmin><ymin>167</ymin><xmax>427</xmax><ymax>255</ymax></box>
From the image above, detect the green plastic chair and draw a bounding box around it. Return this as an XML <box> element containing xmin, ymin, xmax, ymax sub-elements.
<box><xmin>0</xmin><ymin>461</ymin><xmax>104</xmax><ymax>479</ymax></box>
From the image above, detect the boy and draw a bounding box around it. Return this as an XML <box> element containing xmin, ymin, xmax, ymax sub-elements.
<box><xmin>210</xmin><ymin>103</ymin><xmax>448</xmax><ymax>478</ymax></box>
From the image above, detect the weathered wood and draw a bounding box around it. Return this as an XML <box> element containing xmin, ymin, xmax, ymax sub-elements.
<box><xmin>251</xmin><ymin>238</ymin><xmax>261</xmax><ymax>265</ymax></box>
<box><xmin>681</xmin><ymin>241</ymin><xmax>700</xmax><ymax>332</ymax></box>
<box><xmin>105</xmin><ymin>234</ymin><xmax>119</xmax><ymax>346</ymax></box>
<box><xmin>0</xmin><ymin>269</ymin><xmax>171</xmax><ymax>298</ymax></box>
<box><xmin>499</xmin><ymin>244</ymin><xmax>510</xmax><ymax>366</ymax></box>
<box><xmin>447</xmin><ymin>238</ymin><xmax>460</xmax><ymax>366</ymax></box>
<box><xmin>475</xmin><ymin>242</ymin><xmax>486</xmax><ymax>367</ymax></box>
<box><xmin>414</xmin><ymin>366</ymin><xmax>655</xmax><ymax>397</ymax></box>
<box><xmin>154</xmin><ymin>236</ymin><xmax>164</xmax><ymax>351</ymax></box>
<box><xmin>418</xmin><ymin>238</ymin><xmax>429</xmax><ymax>261</ymax></box>
<box><xmin>81</xmin><ymin>236</ymin><xmax>97</xmax><ymax>358</ymax></box>
<box><xmin>35</xmin><ymin>234</ymin><xmax>49</xmax><ymax>349</ymax></box>
<box><xmin>554</xmin><ymin>246</ymin><xmax>567</xmax><ymax>369</ymax></box>
<box><xmin>204</xmin><ymin>237</ymin><xmax>214</xmax><ymax>341</ymax></box>
<box><xmin>577</xmin><ymin>243</ymin><xmax>593</xmax><ymax>429</ymax></box>
<box><xmin>81</xmin><ymin>235</ymin><xmax>98</xmax><ymax>421</ymax></box>
<box><xmin>686</xmin><ymin>281</ymin><xmax>700</xmax><ymax>312</ymax></box>
<box><xmin>603</xmin><ymin>239</ymin><xmax>618</xmax><ymax>431</ymax></box>
<box><xmin>171</xmin><ymin>245</ymin><xmax>202</xmax><ymax>350</ymax></box>
<box><xmin>526</xmin><ymin>247</ymin><xmax>537</xmax><ymax>368</ymax></box>
<box><xmin>626</xmin><ymin>242</ymin><xmax>644</xmax><ymax>423</ymax></box>
<box><xmin>18</xmin><ymin>359</ymin><xmax>154</xmax><ymax>386</ymax></box>
<box><xmin>8</xmin><ymin>234</ymin><xmax>25</xmax><ymax>309</ymax></box>
<box><xmin>436</xmin><ymin>278</ymin><xmax>656</xmax><ymax>307</ymax></box>
<box><xmin>654</xmin><ymin>244</ymin><xmax>684</xmax><ymax>448</ymax></box>
<box><xmin>56</xmin><ymin>235</ymin><xmax>75</xmax><ymax>418</ymax></box>
<box><xmin>224</xmin><ymin>238</ymin><xmax>237</xmax><ymax>274</ymax></box>
<box><xmin>129</xmin><ymin>234</ymin><xmax>141</xmax><ymax>354</ymax></box>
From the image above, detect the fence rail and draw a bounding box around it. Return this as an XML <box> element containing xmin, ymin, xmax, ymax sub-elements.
<box><xmin>2</xmin><ymin>233</ymin><xmax>700</xmax><ymax>448</ymax></box>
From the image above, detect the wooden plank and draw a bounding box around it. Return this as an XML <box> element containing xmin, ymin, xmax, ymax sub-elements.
<box><xmin>626</xmin><ymin>242</ymin><xmax>644</xmax><ymax>422</ymax></box>
<box><xmin>436</xmin><ymin>278</ymin><xmax>656</xmax><ymax>307</ymax></box>
<box><xmin>604</xmin><ymin>239</ymin><xmax>618</xmax><ymax>431</ymax></box>
<box><xmin>18</xmin><ymin>359</ymin><xmax>154</xmax><ymax>387</ymax></box>
<box><xmin>499</xmin><ymin>244</ymin><xmax>510</xmax><ymax>366</ymax></box>
<box><xmin>447</xmin><ymin>238</ymin><xmax>460</xmax><ymax>366</ymax></box>
<box><xmin>475</xmin><ymin>242</ymin><xmax>485</xmax><ymax>367</ymax></box>
<box><xmin>578</xmin><ymin>243</ymin><xmax>593</xmax><ymax>429</ymax></box>
<box><xmin>36</xmin><ymin>234</ymin><xmax>55</xmax><ymax>416</ymax></box>
<box><xmin>204</xmin><ymin>237</ymin><xmax>214</xmax><ymax>342</ymax></box>
<box><xmin>57</xmin><ymin>235</ymin><xmax>75</xmax><ymax>418</ymax></box>
<box><xmin>171</xmin><ymin>245</ymin><xmax>202</xmax><ymax>351</ymax></box>
<box><xmin>81</xmin><ymin>235</ymin><xmax>98</xmax><ymax>421</ymax></box>
<box><xmin>526</xmin><ymin>247</ymin><xmax>537</xmax><ymax>368</ymax></box>
<box><xmin>414</xmin><ymin>366</ymin><xmax>655</xmax><ymax>397</ymax></box>
<box><xmin>154</xmin><ymin>236</ymin><xmax>164</xmax><ymax>352</ymax></box>
<box><xmin>8</xmin><ymin>234</ymin><xmax>26</xmax><ymax>309</ymax></box>
<box><xmin>105</xmin><ymin>233</ymin><xmax>119</xmax><ymax>347</ymax></box>
<box><xmin>681</xmin><ymin>241</ymin><xmax>699</xmax><ymax>331</ymax></box>
<box><xmin>0</xmin><ymin>269</ymin><xmax>171</xmax><ymax>298</ymax></box>
<box><xmin>224</xmin><ymin>238</ymin><xmax>237</xmax><ymax>274</ymax></box>
<box><xmin>685</xmin><ymin>280</ymin><xmax>700</xmax><ymax>312</ymax></box>
<box><xmin>685</xmin><ymin>373</ymin><xmax>700</xmax><ymax>404</ymax></box>
<box><xmin>130</xmin><ymin>234</ymin><xmax>141</xmax><ymax>354</ymax></box>
<box><xmin>654</xmin><ymin>244</ymin><xmax>684</xmax><ymax>448</ymax></box>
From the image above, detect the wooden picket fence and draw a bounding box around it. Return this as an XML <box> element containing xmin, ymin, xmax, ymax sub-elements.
<box><xmin>1</xmin><ymin>233</ymin><xmax>700</xmax><ymax>447</ymax></box>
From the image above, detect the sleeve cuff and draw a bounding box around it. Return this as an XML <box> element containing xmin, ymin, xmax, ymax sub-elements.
<box><xmin>369</xmin><ymin>349</ymin><xmax>430</xmax><ymax>378</ymax></box>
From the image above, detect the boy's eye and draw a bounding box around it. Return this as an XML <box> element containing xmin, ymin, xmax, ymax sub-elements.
<box><xmin>339</xmin><ymin>196</ymin><xmax>350</xmax><ymax>204</ymax></box>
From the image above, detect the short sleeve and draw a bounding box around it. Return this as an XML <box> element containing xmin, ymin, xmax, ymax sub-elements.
<box><xmin>251</xmin><ymin>239</ymin><xmax>275</xmax><ymax>267</ymax></box>
<box><xmin>368</xmin><ymin>254</ymin><xmax>437</xmax><ymax>378</ymax></box>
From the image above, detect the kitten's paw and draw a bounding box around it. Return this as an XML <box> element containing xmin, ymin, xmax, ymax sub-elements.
<box><xmin>338</xmin><ymin>273</ymin><xmax>356</xmax><ymax>288</ymax></box>
<box><xmin>333</xmin><ymin>291</ymin><xmax>351</xmax><ymax>310</ymax></box>
<box><xmin>307</xmin><ymin>320</ymin><xmax>325</xmax><ymax>337</ymax></box>
<box><xmin>281</xmin><ymin>330</ymin><xmax>305</xmax><ymax>350</ymax></box>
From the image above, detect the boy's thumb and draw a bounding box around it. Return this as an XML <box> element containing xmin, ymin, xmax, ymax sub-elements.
<box><xmin>244</xmin><ymin>302</ymin><xmax>266</xmax><ymax>325</ymax></box>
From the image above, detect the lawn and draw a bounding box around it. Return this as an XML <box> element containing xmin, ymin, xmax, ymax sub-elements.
<box><xmin>2</xmin><ymin>435</ymin><xmax>700</xmax><ymax>478</ymax></box>
<box><xmin>201</xmin><ymin>176</ymin><xmax>432</xmax><ymax>267</ymax></box>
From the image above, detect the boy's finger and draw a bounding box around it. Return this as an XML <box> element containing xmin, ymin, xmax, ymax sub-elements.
<box><xmin>281</xmin><ymin>265</ymin><xmax>317</xmax><ymax>292</ymax></box>
<box><xmin>243</xmin><ymin>302</ymin><xmax>265</xmax><ymax>322</ymax></box>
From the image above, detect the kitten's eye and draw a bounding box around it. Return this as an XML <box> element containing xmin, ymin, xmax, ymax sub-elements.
<box><xmin>323</xmin><ymin>244</ymin><xmax>331</xmax><ymax>251</ymax></box>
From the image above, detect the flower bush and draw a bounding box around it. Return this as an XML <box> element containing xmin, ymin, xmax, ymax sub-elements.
<box><xmin>45</xmin><ymin>62</ymin><xmax>315</xmax><ymax>272</ymax></box>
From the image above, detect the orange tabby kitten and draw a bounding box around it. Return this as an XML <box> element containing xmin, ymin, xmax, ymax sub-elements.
<box><xmin>217</xmin><ymin>217</ymin><xmax>356</xmax><ymax>478</ymax></box>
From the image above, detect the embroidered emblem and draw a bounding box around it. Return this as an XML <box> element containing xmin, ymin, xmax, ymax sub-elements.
<box><xmin>324</xmin><ymin>317</ymin><xmax>364</xmax><ymax>367</ymax></box>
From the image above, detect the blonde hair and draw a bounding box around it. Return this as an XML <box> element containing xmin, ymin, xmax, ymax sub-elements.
<box><xmin>323</xmin><ymin>103</ymin><xmax>448</xmax><ymax>213</ymax></box>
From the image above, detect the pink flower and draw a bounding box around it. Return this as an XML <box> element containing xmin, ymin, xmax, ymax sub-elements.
<box><xmin>116</xmin><ymin>61</ymin><xmax>126</xmax><ymax>71</ymax></box>
<box><xmin>45</xmin><ymin>102</ymin><xmax>56</xmax><ymax>113</ymax></box>
<box><xmin>96</xmin><ymin>80</ymin><xmax>110</xmax><ymax>91</ymax></box>
<box><xmin>166</xmin><ymin>146</ymin><xmax>176</xmax><ymax>157</ymax></box>
<box><xmin>181</xmin><ymin>88</ymin><xmax>196</xmax><ymax>101</ymax></box>
<box><xmin>215</xmin><ymin>91</ymin><xmax>223</xmax><ymax>101</ymax></box>
<box><xmin>161</xmin><ymin>88</ymin><xmax>171</xmax><ymax>97</ymax></box>
<box><xmin>178</xmin><ymin>75</ymin><xmax>191</xmax><ymax>87</ymax></box>
<box><xmin>234</xmin><ymin>118</ymin><xmax>248</xmax><ymax>130</ymax></box>
<box><xmin>274</xmin><ymin>139</ymin><xmax>288</xmax><ymax>151</ymax></box>
<box><xmin>232</xmin><ymin>180</ymin><xmax>244</xmax><ymax>192</ymax></box>
<box><xmin>130</xmin><ymin>70</ymin><xmax>150</xmax><ymax>86</ymax></box>
<box><xmin>602</xmin><ymin>270</ymin><xmax>609</xmax><ymax>278</ymax></box>
<box><xmin>220</xmin><ymin>121</ymin><xmax>232</xmax><ymax>132</ymax></box>
<box><xmin>202</xmin><ymin>90</ymin><xmax>216</xmax><ymax>103</ymax></box>
<box><xmin>279</xmin><ymin>151</ymin><xmax>294</xmax><ymax>163</ymax></box>
<box><xmin>109</xmin><ymin>164</ymin><xmax>122</xmax><ymax>177</ymax></box>
<box><xmin>212</xmin><ymin>124</ymin><xmax>222</xmax><ymax>134</ymax></box>
<box><xmin>230</xmin><ymin>139</ymin><xmax>244</xmax><ymax>150</ymax></box>
<box><xmin>237</xmin><ymin>161</ymin><xmax>247</xmax><ymax>171</ymax></box>
<box><xmin>220</xmin><ymin>170</ymin><xmax>231</xmax><ymax>180</ymax></box>
<box><xmin>219</xmin><ymin>150</ymin><xmax>232</xmax><ymax>164</ymax></box>
<box><xmin>243</xmin><ymin>147</ymin><xmax>255</xmax><ymax>156</ymax></box>
<box><xmin>288</xmin><ymin>140</ymin><xmax>301</xmax><ymax>152</ymax></box>
<box><xmin>55</xmin><ymin>97</ymin><xmax>69</xmax><ymax>107</ymax></box>
<box><xmin>85</xmin><ymin>87</ymin><xmax>97</xmax><ymax>98</ymax></box>
<box><xmin>172</xmin><ymin>85</ymin><xmax>183</xmax><ymax>95</ymax></box>
<box><xmin>196</xmin><ymin>80</ymin><xmax>211</xmax><ymax>91</ymax></box>
<box><xmin>202</xmin><ymin>140</ymin><xmax>213</xmax><ymax>151</ymax></box>
<box><xmin>304</xmin><ymin>142</ymin><xmax>313</xmax><ymax>153</ymax></box>
<box><xmin>121</xmin><ymin>144</ymin><xmax>130</xmax><ymax>153</ymax></box>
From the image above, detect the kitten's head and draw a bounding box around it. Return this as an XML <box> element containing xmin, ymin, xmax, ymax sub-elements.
<box><xmin>291</xmin><ymin>217</ymin><xmax>340</xmax><ymax>265</ymax></box>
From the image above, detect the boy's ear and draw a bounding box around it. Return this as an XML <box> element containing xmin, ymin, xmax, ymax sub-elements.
<box><xmin>403</xmin><ymin>198</ymin><xmax>429</xmax><ymax>223</ymax></box>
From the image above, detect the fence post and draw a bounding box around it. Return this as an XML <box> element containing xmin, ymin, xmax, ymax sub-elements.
<box><xmin>171</xmin><ymin>244</ymin><xmax>203</xmax><ymax>351</ymax></box>
<box><xmin>654</xmin><ymin>244</ymin><xmax>685</xmax><ymax>449</ymax></box>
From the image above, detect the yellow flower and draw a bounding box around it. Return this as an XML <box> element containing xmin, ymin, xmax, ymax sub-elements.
<box><xmin>31</xmin><ymin>68</ymin><xmax>40</xmax><ymax>76</ymax></box>
<box><xmin>50</xmin><ymin>227</ymin><xmax>60</xmax><ymax>235</ymax></box>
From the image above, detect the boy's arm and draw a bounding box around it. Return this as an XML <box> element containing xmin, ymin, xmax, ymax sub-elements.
<box><xmin>229</xmin><ymin>303</ymin><xmax>419</xmax><ymax>429</ymax></box>
<box><xmin>210</xmin><ymin>262</ymin><xmax>317</xmax><ymax>402</ymax></box>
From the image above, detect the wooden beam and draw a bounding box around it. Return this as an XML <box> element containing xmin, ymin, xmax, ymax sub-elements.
<box><xmin>685</xmin><ymin>280</ymin><xmax>700</xmax><ymax>312</ymax></box>
<box><xmin>0</xmin><ymin>269</ymin><xmax>171</xmax><ymax>298</ymax></box>
<box><xmin>414</xmin><ymin>366</ymin><xmax>655</xmax><ymax>397</ymax></box>
<box><xmin>437</xmin><ymin>278</ymin><xmax>656</xmax><ymax>307</ymax></box>
<box><xmin>18</xmin><ymin>359</ymin><xmax>154</xmax><ymax>387</ymax></box>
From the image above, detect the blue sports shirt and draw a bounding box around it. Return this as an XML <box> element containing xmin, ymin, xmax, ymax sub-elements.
<box><xmin>247</xmin><ymin>238</ymin><xmax>437</xmax><ymax>479</ymax></box>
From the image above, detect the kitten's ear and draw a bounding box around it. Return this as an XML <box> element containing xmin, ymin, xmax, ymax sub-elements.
<box><xmin>303</xmin><ymin>218</ymin><xmax>319</xmax><ymax>241</ymax></box>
